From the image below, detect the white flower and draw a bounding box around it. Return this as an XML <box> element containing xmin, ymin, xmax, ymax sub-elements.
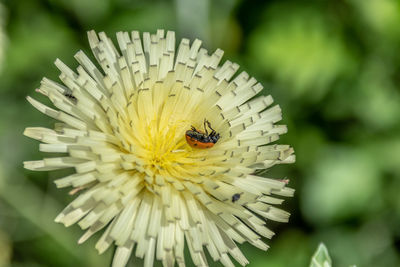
<box><xmin>24</xmin><ymin>30</ymin><xmax>295</xmax><ymax>267</ymax></box>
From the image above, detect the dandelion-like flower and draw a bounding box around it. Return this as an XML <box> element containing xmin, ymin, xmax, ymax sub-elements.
<box><xmin>24</xmin><ymin>30</ymin><xmax>295</xmax><ymax>267</ymax></box>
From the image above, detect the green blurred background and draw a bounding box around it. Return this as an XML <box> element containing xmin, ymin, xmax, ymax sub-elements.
<box><xmin>1</xmin><ymin>0</ymin><xmax>400</xmax><ymax>266</ymax></box>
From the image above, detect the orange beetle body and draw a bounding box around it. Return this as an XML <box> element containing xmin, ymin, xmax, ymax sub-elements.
<box><xmin>185</xmin><ymin>134</ymin><xmax>215</xmax><ymax>148</ymax></box>
<box><xmin>185</xmin><ymin>120</ymin><xmax>220</xmax><ymax>149</ymax></box>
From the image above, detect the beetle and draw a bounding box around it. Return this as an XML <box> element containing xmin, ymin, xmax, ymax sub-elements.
<box><xmin>231</xmin><ymin>193</ymin><xmax>241</xmax><ymax>203</ymax></box>
<box><xmin>185</xmin><ymin>119</ymin><xmax>220</xmax><ymax>149</ymax></box>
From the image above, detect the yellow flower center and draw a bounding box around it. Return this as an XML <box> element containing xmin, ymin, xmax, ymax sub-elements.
<box><xmin>136</xmin><ymin>118</ymin><xmax>194</xmax><ymax>177</ymax></box>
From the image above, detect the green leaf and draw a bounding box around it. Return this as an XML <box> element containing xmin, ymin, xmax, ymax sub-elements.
<box><xmin>310</xmin><ymin>243</ymin><xmax>332</xmax><ymax>267</ymax></box>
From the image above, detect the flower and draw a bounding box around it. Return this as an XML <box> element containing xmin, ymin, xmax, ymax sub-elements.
<box><xmin>24</xmin><ymin>29</ymin><xmax>295</xmax><ymax>267</ymax></box>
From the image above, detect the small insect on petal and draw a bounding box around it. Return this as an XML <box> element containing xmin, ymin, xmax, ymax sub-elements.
<box><xmin>64</xmin><ymin>93</ymin><xmax>77</xmax><ymax>103</ymax></box>
<box><xmin>232</xmin><ymin>193</ymin><xmax>241</xmax><ymax>203</ymax></box>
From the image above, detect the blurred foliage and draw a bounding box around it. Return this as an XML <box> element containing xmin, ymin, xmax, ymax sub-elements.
<box><xmin>1</xmin><ymin>0</ymin><xmax>400</xmax><ymax>266</ymax></box>
<box><xmin>0</xmin><ymin>3</ymin><xmax>5</xmax><ymax>72</ymax></box>
<box><xmin>249</xmin><ymin>3</ymin><xmax>356</xmax><ymax>101</ymax></box>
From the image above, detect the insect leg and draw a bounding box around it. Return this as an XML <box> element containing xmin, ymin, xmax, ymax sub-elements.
<box><xmin>203</xmin><ymin>119</ymin><xmax>209</xmax><ymax>136</ymax></box>
<box><xmin>206</xmin><ymin>120</ymin><xmax>217</xmax><ymax>136</ymax></box>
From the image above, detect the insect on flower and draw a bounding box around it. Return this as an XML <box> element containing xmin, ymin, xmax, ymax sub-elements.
<box><xmin>63</xmin><ymin>92</ymin><xmax>77</xmax><ymax>104</ymax></box>
<box><xmin>231</xmin><ymin>193</ymin><xmax>241</xmax><ymax>203</ymax></box>
<box><xmin>185</xmin><ymin>119</ymin><xmax>220</xmax><ymax>148</ymax></box>
<box><xmin>23</xmin><ymin>29</ymin><xmax>295</xmax><ymax>267</ymax></box>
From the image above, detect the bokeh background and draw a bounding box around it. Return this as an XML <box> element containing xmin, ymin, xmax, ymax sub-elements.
<box><xmin>1</xmin><ymin>0</ymin><xmax>400</xmax><ymax>266</ymax></box>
